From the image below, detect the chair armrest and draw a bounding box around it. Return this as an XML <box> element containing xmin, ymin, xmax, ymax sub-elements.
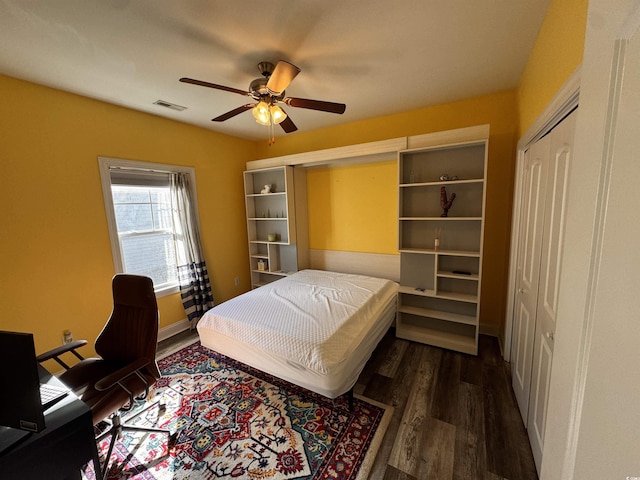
<box><xmin>36</xmin><ymin>340</ymin><xmax>88</xmax><ymax>365</ymax></box>
<box><xmin>94</xmin><ymin>358</ymin><xmax>151</xmax><ymax>392</ymax></box>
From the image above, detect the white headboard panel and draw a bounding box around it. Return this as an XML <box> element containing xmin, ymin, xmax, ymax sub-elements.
<box><xmin>308</xmin><ymin>249</ymin><xmax>400</xmax><ymax>283</ymax></box>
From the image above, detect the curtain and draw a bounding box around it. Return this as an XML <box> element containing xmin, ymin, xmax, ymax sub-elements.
<box><xmin>170</xmin><ymin>173</ymin><xmax>214</xmax><ymax>327</ymax></box>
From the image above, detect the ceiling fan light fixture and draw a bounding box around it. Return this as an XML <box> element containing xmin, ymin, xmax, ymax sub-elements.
<box><xmin>252</xmin><ymin>101</ymin><xmax>287</xmax><ymax>126</ymax></box>
<box><xmin>252</xmin><ymin>100</ymin><xmax>271</xmax><ymax>125</ymax></box>
<box><xmin>270</xmin><ymin>105</ymin><xmax>286</xmax><ymax>124</ymax></box>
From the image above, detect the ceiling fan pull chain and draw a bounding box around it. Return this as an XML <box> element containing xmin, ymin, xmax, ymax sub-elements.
<box><xmin>268</xmin><ymin>112</ymin><xmax>275</xmax><ymax>146</ymax></box>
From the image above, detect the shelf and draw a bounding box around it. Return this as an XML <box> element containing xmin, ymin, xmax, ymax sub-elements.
<box><xmin>250</xmin><ymin>240</ymin><xmax>289</xmax><ymax>245</ymax></box>
<box><xmin>398</xmin><ymin>285</ymin><xmax>478</xmax><ymax>303</ymax></box>
<box><xmin>399</xmin><ymin>178</ymin><xmax>484</xmax><ymax>187</ymax></box>
<box><xmin>437</xmin><ymin>270</ymin><xmax>479</xmax><ymax>280</ymax></box>
<box><xmin>399</xmin><ymin>248</ymin><xmax>480</xmax><ymax>257</ymax></box>
<box><xmin>248</xmin><ymin>217</ymin><xmax>288</xmax><ymax>221</ymax></box>
<box><xmin>398</xmin><ymin>305</ymin><xmax>477</xmax><ymax>326</ymax></box>
<box><xmin>246</xmin><ymin>192</ymin><xmax>287</xmax><ymax>197</ymax></box>
<box><xmin>397</xmin><ymin>136</ymin><xmax>487</xmax><ymax>355</ymax></box>
<box><xmin>396</xmin><ymin>321</ymin><xmax>477</xmax><ymax>355</ymax></box>
<box><xmin>398</xmin><ymin>285</ymin><xmax>436</xmax><ymax>297</ymax></box>
<box><xmin>400</xmin><ymin>217</ymin><xmax>482</xmax><ymax>221</ymax></box>
<box><xmin>251</xmin><ymin>269</ymin><xmax>288</xmax><ymax>276</ymax></box>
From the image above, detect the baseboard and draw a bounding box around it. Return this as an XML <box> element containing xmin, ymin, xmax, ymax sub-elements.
<box><xmin>479</xmin><ymin>323</ymin><xmax>500</xmax><ymax>337</ymax></box>
<box><xmin>158</xmin><ymin>318</ymin><xmax>191</xmax><ymax>342</ymax></box>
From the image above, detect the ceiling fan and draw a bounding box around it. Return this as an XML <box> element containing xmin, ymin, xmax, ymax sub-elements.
<box><xmin>180</xmin><ymin>60</ymin><xmax>346</xmax><ymax>143</ymax></box>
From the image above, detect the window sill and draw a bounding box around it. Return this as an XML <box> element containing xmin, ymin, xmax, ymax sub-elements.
<box><xmin>155</xmin><ymin>283</ymin><xmax>179</xmax><ymax>298</ymax></box>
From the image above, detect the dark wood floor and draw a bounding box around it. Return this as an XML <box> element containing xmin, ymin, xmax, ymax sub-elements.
<box><xmin>158</xmin><ymin>329</ymin><xmax>537</xmax><ymax>480</ymax></box>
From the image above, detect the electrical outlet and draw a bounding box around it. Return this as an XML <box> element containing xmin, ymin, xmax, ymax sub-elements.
<box><xmin>234</xmin><ymin>277</ymin><xmax>240</xmax><ymax>286</ymax></box>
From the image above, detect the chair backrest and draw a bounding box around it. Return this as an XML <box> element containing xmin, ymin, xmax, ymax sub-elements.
<box><xmin>95</xmin><ymin>274</ymin><xmax>160</xmax><ymax>378</ymax></box>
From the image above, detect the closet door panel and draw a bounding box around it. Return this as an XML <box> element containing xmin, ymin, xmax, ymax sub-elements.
<box><xmin>537</xmin><ymin>111</ymin><xmax>577</xmax><ymax>342</ymax></box>
<box><xmin>511</xmin><ymin>136</ymin><xmax>550</xmax><ymax>422</ymax></box>
<box><xmin>527</xmin><ymin>109</ymin><xmax>577</xmax><ymax>472</ymax></box>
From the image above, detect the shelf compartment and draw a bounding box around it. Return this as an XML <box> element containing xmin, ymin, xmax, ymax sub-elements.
<box><xmin>396</xmin><ymin>313</ymin><xmax>477</xmax><ymax>355</ymax></box>
<box><xmin>245</xmin><ymin>168</ymin><xmax>287</xmax><ymax>195</ymax></box>
<box><xmin>400</xmin><ymin>181</ymin><xmax>484</xmax><ymax>218</ymax></box>
<box><xmin>400</xmin><ymin>219</ymin><xmax>481</xmax><ymax>251</ymax></box>
<box><xmin>437</xmin><ymin>276</ymin><xmax>478</xmax><ymax>299</ymax></box>
<box><xmin>398</xmin><ymin>291</ymin><xmax>477</xmax><ymax>319</ymax></box>
<box><xmin>399</xmin><ymin>142</ymin><xmax>486</xmax><ymax>184</ymax></box>
<box><xmin>398</xmin><ymin>305</ymin><xmax>476</xmax><ymax>326</ymax></box>
<box><xmin>437</xmin><ymin>255</ymin><xmax>479</xmax><ymax>276</ymax></box>
<box><xmin>250</xmin><ymin>270</ymin><xmax>287</xmax><ymax>289</ymax></box>
<box><xmin>400</xmin><ymin>252</ymin><xmax>435</xmax><ymax>292</ymax></box>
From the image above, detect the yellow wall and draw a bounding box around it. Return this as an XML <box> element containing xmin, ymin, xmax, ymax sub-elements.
<box><xmin>1</xmin><ymin>0</ymin><xmax>588</xmax><ymax>359</ymax></box>
<box><xmin>253</xmin><ymin>91</ymin><xmax>519</xmax><ymax>333</ymax></box>
<box><xmin>517</xmin><ymin>0</ymin><xmax>588</xmax><ymax>135</ymax></box>
<box><xmin>0</xmin><ymin>74</ymin><xmax>253</xmax><ymax>364</ymax></box>
<box><xmin>306</xmin><ymin>161</ymin><xmax>397</xmax><ymax>254</ymax></box>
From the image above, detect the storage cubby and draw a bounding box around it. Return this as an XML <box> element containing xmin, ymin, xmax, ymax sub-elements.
<box><xmin>244</xmin><ymin>166</ymin><xmax>307</xmax><ymax>289</ymax></box>
<box><xmin>396</xmin><ymin>135</ymin><xmax>488</xmax><ymax>355</ymax></box>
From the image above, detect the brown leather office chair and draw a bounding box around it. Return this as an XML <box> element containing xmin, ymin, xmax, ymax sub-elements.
<box><xmin>37</xmin><ymin>274</ymin><xmax>170</xmax><ymax>478</ymax></box>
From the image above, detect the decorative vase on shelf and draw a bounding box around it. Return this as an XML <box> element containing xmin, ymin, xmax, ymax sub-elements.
<box><xmin>440</xmin><ymin>186</ymin><xmax>456</xmax><ymax>217</ymax></box>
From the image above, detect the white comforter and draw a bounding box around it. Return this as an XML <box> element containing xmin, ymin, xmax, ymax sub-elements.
<box><xmin>197</xmin><ymin>269</ymin><xmax>398</xmax><ymax>375</ymax></box>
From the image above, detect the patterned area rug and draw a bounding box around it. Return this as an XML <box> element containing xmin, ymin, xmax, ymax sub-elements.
<box><xmin>82</xmin><ymin>341</ymin><xmax>391</xmax><ymax>479</ymax></box>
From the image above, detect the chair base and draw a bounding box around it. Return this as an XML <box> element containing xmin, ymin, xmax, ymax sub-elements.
<box><xmin>96</xmin><ymin>409</ymin><xmax>172</xmax><ymax>479</ymax></box>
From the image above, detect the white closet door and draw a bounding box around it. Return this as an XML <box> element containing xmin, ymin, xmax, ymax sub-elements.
<box><xmin>526</xmin><ymin>110</ymin><xmax>578</xmax><ymax>471</ymax></box>
<box><xmin>511</xmin><ymin>135</ymin><xmax>550</xmax><ymax>422</ymax></box>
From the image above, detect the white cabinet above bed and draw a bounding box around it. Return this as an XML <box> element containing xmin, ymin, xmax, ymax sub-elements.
<box><xmin>244</xmin><ymin>166</ymin><xmax>308</xmax><ymax>288</ymax></box>
<box><xmin>396</xmin><ymin>133</ymin><xmax>488</xmax><ymax>355</ymax></box>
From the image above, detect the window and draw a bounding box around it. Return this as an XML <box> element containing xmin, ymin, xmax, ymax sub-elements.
<box><xmin>99</xmin><ymin>157</ymin><xmax>199</xmax><ymax>296</ymax></box>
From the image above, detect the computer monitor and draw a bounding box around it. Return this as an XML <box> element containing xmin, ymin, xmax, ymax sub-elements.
<box><xmin>0</xmin><ymin>331</ymin><xmax>45</xmax><ymax>433</ymax></box>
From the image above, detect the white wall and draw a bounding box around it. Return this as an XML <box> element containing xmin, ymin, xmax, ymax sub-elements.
<box><xmin>541</xmin><ymin>0</ymin><xmax>640</xmax><ymax>478</ymax></box>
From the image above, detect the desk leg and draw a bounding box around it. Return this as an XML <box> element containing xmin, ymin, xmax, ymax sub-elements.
<box><xmin>89</xmin><ymin>447</ymin><xmax>103</xmax><ymax>480</ymax></box>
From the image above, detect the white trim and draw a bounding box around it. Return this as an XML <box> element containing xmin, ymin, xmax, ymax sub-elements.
<box><xmin>245</xmin><ymin>125</ymin><xmax>490</xmax><ymax>171</ymax></box>
<box><xmin>98</xmin><ymin>156</ymin><xmax>199</xmax><ymax>298</ymax></box>
<box><xmin>406</xmin><ymin>124</ymin><xmax>490</xmax><ymax>149</ymax></box>
<box><xmin>157</xmin><ymin>317</ymin><xmax>191</xmax><ymax>343</ymax></box>
<box><xmin>503</xmin><ymin>68</ymin><xmax>581</xmax><ymax>362</ymax></box>
<box><xmin>562</xmin><ymin>8</ymin><xmax>640</xmax><ymax>474</ymax></box>
<box><xmin>246</xmin><ymin>138</ymin><xmax>407</xmax><ymax>170</ymax></box>
<box><xmin>517</xmin><ymin>68</ymin><xmax>582</xmax><ymax>150</ymax></box>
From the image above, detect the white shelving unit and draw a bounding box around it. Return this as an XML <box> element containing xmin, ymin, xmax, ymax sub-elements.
<box><xmin>244</xmin><ymin>166</ymin><xmax>307</xmax><ymax>288</ymax></box>
<box><xmin>396</xmin><ymin>138</ymin><xmax>488</xmax><ymax>355</ymax></box>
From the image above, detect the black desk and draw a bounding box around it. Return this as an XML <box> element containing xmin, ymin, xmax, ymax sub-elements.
<box><xmin>0</xmin><ymin>366</ymin><xmax>102</xmax><ymax>480</ymax></box>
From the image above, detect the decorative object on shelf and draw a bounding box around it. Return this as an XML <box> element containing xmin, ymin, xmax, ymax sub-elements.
<box><xmin>267</xmin><ymin>233</ymin><xmax>277</xmax><ymax>242</ymax></box>
<box><xmin>257</xmin><ymin>259</ymin><xmax>266</xmax><ymax>271</ymax></box>
<box><xmin>439</xmin><ymin>173</ymin><xmax>459</xmax><ymax>181</ymax></box>
<box><xmin>440</xmin><ymin>186</ymin><xmax>456</xmax><ymax>217</ymax></box>
<box><xmin>434</xmin><ymin>227</ymin><xmax>441</xmax><ymax>251</ymax></box>
<box><xmin>261</xmin><ymin>184</ymin><xmax>272</xmax><ymax>194</ymax></box>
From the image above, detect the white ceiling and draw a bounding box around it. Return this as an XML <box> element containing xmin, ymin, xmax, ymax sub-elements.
<box><xmin>0</xmin><ymin>0</ymin><xmax>550</xmax><ymax>141</ymax></box>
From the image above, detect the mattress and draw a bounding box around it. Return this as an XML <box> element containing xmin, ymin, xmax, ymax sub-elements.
<box><xmin>197</xmin><ymin>269</ymin><xmax>399</xmax><ymax>398</ymax></box>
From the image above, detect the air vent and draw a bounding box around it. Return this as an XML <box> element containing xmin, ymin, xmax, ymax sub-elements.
<box><xmin>153</xmin><ymin>100</ymin><xmax>187</xmax><ymax>112</ymax></box>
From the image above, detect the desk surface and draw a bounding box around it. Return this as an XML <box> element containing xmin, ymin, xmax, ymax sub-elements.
<box><xmin>0</xmin><ymin>366</ymin><xmax>101</xmax><ymax>480</ymax></box>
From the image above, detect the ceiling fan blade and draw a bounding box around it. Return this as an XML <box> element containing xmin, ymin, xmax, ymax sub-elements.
<box><xmin>279</xmin><ymin>112</ymin><xmax>298</xmax><ymax>133</ymax></box>
<box><xmin>283</xmin><ymin>97</ymin><xmax>346</xmax><ymax>114</ymax></box>
<box><xmin>212</xmin><ymin>104</ymin><xmax>254</xmax><ymax>122</ymax></box>
<box><xmin>180</xmin><ymin>77</ymin><xmax>250</xmax><ymax>96</ymax></box>
<box><xmin>267</xmin><ymin>61</ymin><xmax>301</xmax><ymax>96</ymax></box>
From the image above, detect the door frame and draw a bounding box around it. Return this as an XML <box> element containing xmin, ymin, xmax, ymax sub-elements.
<box><xmin>503</xmin><ymin>68</ymin><xmax>581</xmax><ymax>362</ymax></box>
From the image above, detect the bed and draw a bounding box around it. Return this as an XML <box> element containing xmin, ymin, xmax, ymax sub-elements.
<box><xmin>196</xmin><ymin>269</ymin><xmax>399</xmax><ymax>399</ymax></box>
